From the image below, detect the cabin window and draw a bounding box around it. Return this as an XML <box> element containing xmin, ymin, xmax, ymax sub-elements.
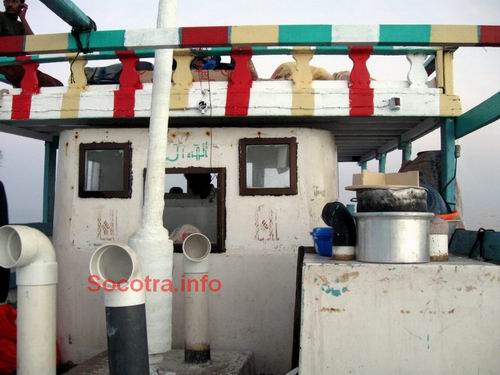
<box><xmin>78</xmin><ymin>142</ymin><xmax>132</xmax><ymax>198</ymax></box>
<box><xmin>239</xmin><ymin>137</ymin><xmax>298</xmax><ymax>196</ymax></box>
<box><xmin>163</xmin><ymin>167</ymin><xmax>226</xmax><ymax>253</ymax></box>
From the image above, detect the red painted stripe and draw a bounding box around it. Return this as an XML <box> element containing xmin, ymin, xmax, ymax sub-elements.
<box><xmin>114</xmin><ymin>51</ymin><xmax>142</xmax><ymax>118</ymax></box>
<box><xmin>181</xmin><ymin>26</ymin><xmax>229</xmax><ymax>47</ymax></box>
<box><xmin>12</xmin><ymin>57</ymin><xmax>39</xmax><ymax>120</ymax></box>
<box><xmin>0</xmin><ymin>35</ymin><xmax>25</xmax><ymax>55</ymax></box>
<box><xmin>480</xmin><ymin>26</ymin><xmax>500</xmax><ymax>45</ymax></box>
<box><xmin>225</xmin><ymin>48</ymin><xmax>253</xmax><ymax>117</ymax></box>
<box><xmin>348</xmin><ymin>46</ymin><xmax>374</xmax><ymax>116</ymax></box>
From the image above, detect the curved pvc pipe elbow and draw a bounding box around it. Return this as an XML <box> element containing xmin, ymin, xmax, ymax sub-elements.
<box><xmin>89</xmin><ymin>243</ymin><xmax>145</xmax><ymax>307</ymax></box>
<box><xmin>183</xmin><ymin>233</ymin><xmax>211</xmax><ymax>274</ymax></box>
<box><xmin>0</xmin><ymin>225</ymin><xmax>57</xmax><ymax>286</ymax></box>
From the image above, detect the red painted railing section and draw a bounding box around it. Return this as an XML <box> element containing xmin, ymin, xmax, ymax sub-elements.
<box><xmin>181</xmin><ymin>26</ymin><xmax>230</xmax><ymax>47</ymax></box>
<box><xmin>114</xmin><ymin>50</ymin><xmax>143</xmax><ymax>118</ymax></box>
<box><xmin>348</xmin><ymin>46</ymin><xmax>374</xmax><ymax>116</ymax></box>
<box><xmin>0</xmin><ymin>35</ymin><xmax>24</xmax><ymax>55</ymax></box>
<box><xmin>480</xmin><ymin>26</ymin><xmax>500</xmax><ymax>45</ymax></box>
<box><xmin>225</xmin><ymin>48</ymin><xmax>253</xmax><ymax>116</ymax></box>
<box><xmin>11</xmin><ymin>56</ymin><xmax>40</xmax><ymax>120</ymax></box>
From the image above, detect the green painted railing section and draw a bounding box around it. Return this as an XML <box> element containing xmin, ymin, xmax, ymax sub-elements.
<box><xmin>379</xmin><ymin>25</ymin><xmax>432</xmax><ymax>46</ymax></box>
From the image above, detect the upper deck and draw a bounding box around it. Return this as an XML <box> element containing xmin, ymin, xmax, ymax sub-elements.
<box><xmin>0</xmin><ymin>24</ymin><xmax>498</xmax><ymax>162</ymax></box>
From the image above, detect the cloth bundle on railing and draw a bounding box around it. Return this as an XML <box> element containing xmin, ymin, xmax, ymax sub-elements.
<box><xmin>84</xmin><ymin>61</ymin><xmax>154</xmax><ymax>85</ymax></box>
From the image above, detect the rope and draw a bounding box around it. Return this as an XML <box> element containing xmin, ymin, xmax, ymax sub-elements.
<box><xmin>69</xmin><ymin>27</ymin><xmax>93</xmax><ymax>84</ymax></box>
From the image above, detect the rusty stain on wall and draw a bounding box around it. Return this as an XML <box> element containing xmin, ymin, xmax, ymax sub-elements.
<box><xmin>320</xmin><ymin>307</ymin><xmax>345</xmax><ymax>313</ymax></box>
<box><xmin>97</xmin><ymin>209</ymin><xmax>118</xmax><ymax>241</ymax></box>
<box><xmin>335</xmin><ymin>271</ymin><xmax>359</xmax><ymax>283</ymax></box>
<box><xmin>312</xmin><ymin>185</ymin><xmax>326</xmax><ymax>198</ymax></box>
<box><xmin>255</xmin><ymin>205</ymin><xmax>279</xmax><ymax>242</ymax></box>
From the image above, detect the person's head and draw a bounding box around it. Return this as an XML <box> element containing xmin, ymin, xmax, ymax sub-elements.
<box><xmin>3</xmin><ymin>0</ymin><xmax>25</xmax><ymax>15</ymax></box>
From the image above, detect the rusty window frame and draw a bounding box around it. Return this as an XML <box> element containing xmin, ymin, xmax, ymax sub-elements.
<box><xmin>239</xmin><ymin>137</ymin><xmax>298</xmax><ymax>196</ymax></box>
<box><xmin>78</xmin><ymin>142</ymin><xmax>132</xmax><ymax>199</ymax></box>
<box><xmin>162</xmin><ymin>167</ymin><xmax>226</xmax><ymax>254</ymax></box>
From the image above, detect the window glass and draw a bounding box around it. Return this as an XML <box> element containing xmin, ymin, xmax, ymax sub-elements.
<box><xmin>84</xmin><ymin>149</ymin><xmax>125</xmax><ymax>191</ymax></box>
<box><xmin>239</xmin><ymin>138</ymin><xmax>297</xmax><ymax>196</ymax></box>
<box><xmin>245</xmin><ymin>144</ymin><xmax>290</xmax><ymax>188</ymax></box>
<box><xmin>79</xmin><ymin>143</ymin><xmax>131</xmax><ymax>198</ymax></box>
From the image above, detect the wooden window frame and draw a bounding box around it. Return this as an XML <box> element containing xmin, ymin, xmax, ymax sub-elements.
<box><xmin>239</xmin><ymin>137</ymin><xmax>298</xmax><ymax>196</ymax></box>
<box><xmin>164</xmin><ymin>167</ymin><xmax>226</xmax><ymax>254</ymax></box>
<box><xmin>78</xmin><ymin>142</ymin><xmax>132</xmax><ymax>199</ymax></box>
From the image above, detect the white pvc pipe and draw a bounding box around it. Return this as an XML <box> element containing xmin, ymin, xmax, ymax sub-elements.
<box><xmin>127</xmin><ymin>0</ymin><xmax>177</xmax><ymax>361</ymax></box>
<box><xmin>89</xmin><ymin>244</ymin><xmax>149</xmax><ymax>375</ymax></box>
<box><xmin>183</xmin><ymin>233</ymin><xmax>211</xmax><ymax>274</ymax></box>
<box><xmin>0</xmin><ymin>225</ymin><xmax>57</xmax><ymax>375</ymax></box>
<box><xmin>89</xmin><ymin>244</ymin><xmax>145</xmax><ymax>307</ymax></box>
<box><xmin>183</xmin><ymin>233</ymin><xmax>211</xmax><ymax>362</ymax></box>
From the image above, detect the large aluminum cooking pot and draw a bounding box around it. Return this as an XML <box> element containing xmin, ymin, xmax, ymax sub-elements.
<box><xmin>355</xmin><ymin>187</ymin><xmax>427</xmax><ymax>212</ymax></box>
<box><xmin>356</xmin><ymin>212</ymin><xmax>434</xmax><ymax>263</ymax></box>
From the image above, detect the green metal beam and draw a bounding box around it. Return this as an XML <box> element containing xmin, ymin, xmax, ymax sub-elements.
<box><xmin>39</xmin><ymin>0</ymin><xmax>95</xmax><ymax>31</ymax></box>
<box><xmin>358</xmin><ymin>161</ymin><xmax>367</xmax><ymax>171</ymax></box>
<box><xmin>42</xmin><ymin>138</ymin><xmax>58</xmax><ymax>235</ymax></box>
<box><xmin>455</xmin><ymin>92</ymin><xmax>500</xmax><ymax>139</ymax></box>
<box><xmin>377</xmin><ymin>153</ymin><xmax>387</xmax><ymax>173</ymax></box>
<box><xmin>400</xmin><ymin>142</ymin><xmax>412</xmax><ymax>162</ymax></box>
<box><xmin>440</xmin><ymin>119</ymin><xmax>456</xmax><ymax>209</ymax></box>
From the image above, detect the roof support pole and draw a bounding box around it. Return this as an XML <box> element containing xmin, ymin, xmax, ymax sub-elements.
<box><xmin>400</xmin><ymin>142</ymin><xmax>412</xmax><ymax>163</ymax></box>
<box><xmin>377</xmin><ymin>153</ymin><xmax>387</xmax><ymax>173</ymax></box>
<box><xmin>38</xmin><ymin>0</ymin><xmax>95</xmax><ymax>30</ymax></box>
<box><xmin>42</xmin><ymin>138</ymin><xmax>58</xmax><ymax>235</ymax></box>
<box><xmin>440</xmin><ymin>118</ymin><xmax>456</xmax><ymax>210</ymax></box>
<box><xmin>358</xmin><ymin>161</ymin><xmax>367</xmax><ymax>171</ymax></box>
<box><xmin>128</xmin><ymin>0</ymin><xmax>176</xmax><ymax>364</ymax></box>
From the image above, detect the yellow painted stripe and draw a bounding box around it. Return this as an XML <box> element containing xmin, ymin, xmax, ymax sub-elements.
<box><xmin>292</xmin><ymin>89</ymin><xmax>315</xmax><ymax>116</ymax></box>
<box><xmin>430</xmin><ymin>25</ymin><xmax>478</xmax><ymax>44</ymax></box>
<box><xmin>25</xmin><ymin>33</ymin><xmax>68</xmax><ymax>53</ymax></box>
<box><xmin>439</xmin><ymin>94</ymin><xmax>462</xmax><ymax>117</ymax></box>
<box><xmin>291</xmin><ymin>50</ymin><xmax>314</xmax><ymax>116</ymax></box>
<box><xmin>170</xmin><ymin>54</ymin><xmax>193</xmax><ymax>110</ymax></box>
<box><xmin>231</xmin><ymin>25</ymin><xmax>279</xmax><ymax>45</ymax></box>
<box><xmin>61</xmin><ymin>55</ymin><xmax>87</xmax><ymax>119</ymax></box>
<box><xmin>61</xmin><ymin>90</ymin><xmax>81</xmax><ymax>119</ymax></box>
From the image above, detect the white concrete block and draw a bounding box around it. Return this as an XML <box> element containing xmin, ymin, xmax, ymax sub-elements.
<box><xmin>300</xmin><ymin>254</ymin><xmax>500</xmax><ymax>375</ymax></box>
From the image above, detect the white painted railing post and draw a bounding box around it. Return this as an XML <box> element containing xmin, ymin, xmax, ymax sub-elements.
<box><xmin>128</xmin><ymin>0</ymin><xmax>177</xmax><ymax>364</ymax></box>
<box><xmin>407</xmin><ymin>53</ymin><xmax>428</xmax><ymax>88</ymax></box>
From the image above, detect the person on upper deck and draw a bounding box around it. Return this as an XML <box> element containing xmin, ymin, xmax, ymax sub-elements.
<box><xmin>0</xmin><ymin>0</ymin><xmax>63</xmax><ymax>87</ymax></box>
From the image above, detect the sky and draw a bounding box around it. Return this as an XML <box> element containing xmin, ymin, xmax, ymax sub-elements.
<box><xmin>0</xmin><ymin>0</ymin><xmax>499</xmax><ymax>230</ymax></box>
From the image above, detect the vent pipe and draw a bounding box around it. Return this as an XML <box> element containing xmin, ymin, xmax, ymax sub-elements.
<box><xmin>0</xmin><ymin>225</ymin><xmax>57</xmax><ymax>375</ymax></box>
<box><xmin>183</xmin><ymin>233</ymin><xmax>211</xmax><ymax>363</ymax></box>
<box><xmin>89</xmin><ymin>244</ymin><xmax>149</xmax><ymax>375</ymax></box>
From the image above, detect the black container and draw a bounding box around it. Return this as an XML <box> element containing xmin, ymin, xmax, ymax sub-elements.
<box><xmin>355</xmin><ymin>187</ymin><xmax>427</xmax><ymax>213</ymax></box>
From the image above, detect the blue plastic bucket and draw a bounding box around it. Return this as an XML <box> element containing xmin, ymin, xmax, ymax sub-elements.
<box><xmin>310</xmin><ymin>227</ymin><xmax>333</xmax><ymax>257</ymax></box>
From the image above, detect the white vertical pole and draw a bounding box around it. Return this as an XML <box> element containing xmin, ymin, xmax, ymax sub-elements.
<box><xmin>128</xmin><ymin>0</ymin><xmax>177</xmax><ymax>363</ymax></box>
